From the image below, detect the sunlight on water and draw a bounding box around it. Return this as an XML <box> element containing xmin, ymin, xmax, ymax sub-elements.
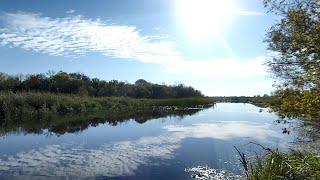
<box><xmin>185</xmin><ymin>166</ymin><xmax>244</xmax><ymax>180</ymax></box>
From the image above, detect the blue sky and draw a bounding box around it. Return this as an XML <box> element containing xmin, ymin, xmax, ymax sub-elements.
<box><xmin>0</xmin><ymin>0</ymin><xmax>277</xmax><ymax>96</ymax></box>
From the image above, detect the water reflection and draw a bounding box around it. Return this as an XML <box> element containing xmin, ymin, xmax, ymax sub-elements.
<box><xmin>0</xmin><ymin>121</ymin><xmax>282</xmax><ymax>178</ymax></box>
<box><xmin>0</xmin><ymin>103</ymin><xmax>303</xmax><ymax>179</ymax></box>
<box><xmin>0</xmin><ymin>108</ymin><xmax>205</xmax><ymax>137</ymax></box>
<box><xmin>185</xmin><ymin>166</ymin><xmax>243</xmax><ymax>180</ymax></box>
<box><xmin>287</xmin><ymin>120</ymin><xmax>320</xmax><ymax>154</ymax></box>
<box><xmin>164</xmin><ymin>121</ymin><xmax>281</xmax><ymax>142</ymax></box>
<box><xmin>0</xmin><ymin>136</ymin><xmax>180</xmax><ymax>177</ymax></box>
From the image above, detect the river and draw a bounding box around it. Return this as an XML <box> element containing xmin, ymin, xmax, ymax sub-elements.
<box><xmin>0</xmin><ymin>103</ymin><xmax>308</xmax><ymax>179</ymax></box>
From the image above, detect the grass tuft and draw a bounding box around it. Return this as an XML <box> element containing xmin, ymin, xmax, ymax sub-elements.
<box><xmin>245</xmin><ymin>149</ymin><xmax>320</xmax><ymax>180</ymax></box>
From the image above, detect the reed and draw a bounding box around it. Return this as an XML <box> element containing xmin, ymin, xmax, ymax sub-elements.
<box><xmin>249</xmin><ymin>150</ymin><xmax>320</xmax><ymax>180</ymax></box>
<box><xmin>0</xmin><ymin>91</ymin><xmax>215</xmax><ymax>120</ymax></box>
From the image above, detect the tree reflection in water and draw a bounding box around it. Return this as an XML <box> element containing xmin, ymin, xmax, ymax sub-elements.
<box><xmin>0</xmin><ymin>107</ymin><xmax>211</xmax><ymax>137</ymax></box>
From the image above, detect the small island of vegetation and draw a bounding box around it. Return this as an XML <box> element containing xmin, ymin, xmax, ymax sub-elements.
<box><xmin>0</xmin><ymin>71</ymin><xmax>214</xmax><ymax>122</ymax></box>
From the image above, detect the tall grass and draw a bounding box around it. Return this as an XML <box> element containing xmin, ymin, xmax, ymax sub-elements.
<box><xmin>239</xmin><ymin>149</ymin><xmax>320</xmax><ymax>180</ymax></box>
<box><xmin>0</xmin><ymin>91</ymin><xmax>215</xmax><ymax>120</ymax></box>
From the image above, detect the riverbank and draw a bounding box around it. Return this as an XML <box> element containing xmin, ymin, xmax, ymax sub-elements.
<box><xmin>244</xmin><ymin>150</ymin><xmax>320</xmax><ymax>180</ymax></box>
<box><xmin>251</xmin><ymin>92</ymin><xmax>320</xmax><ymax>179</ymax></box>
<box><xmin>0</xmin><ymin>91</ymin><xmax>214</xmax><ymax>120</ymax></box>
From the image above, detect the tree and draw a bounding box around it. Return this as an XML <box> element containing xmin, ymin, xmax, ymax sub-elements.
<box><xmin>0</xmin><ymin>73</ymin><xmax>20</xmax><ymax>91</ymax></box>
<box><xmin>24</xmin><ymin>74</ymin><xmax>49</xmax><ymax>91</ymax></box>
<box><xmin>0</xmin><ymin>71</ymin><xmax>205</xmax><ymax>99</ymax></box>
<box><xmin>263</xmin><ymin>0</ymin><xmax>320</xmax><ymax>90</ymax></box>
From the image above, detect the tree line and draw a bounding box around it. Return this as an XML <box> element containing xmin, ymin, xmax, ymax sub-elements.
<box><xmin>0</xmin><ymin>71</ymin><xmax>204</xmax><ymax>98</ymax></box>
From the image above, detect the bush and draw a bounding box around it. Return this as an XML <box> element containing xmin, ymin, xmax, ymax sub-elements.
<box><xmin>271</xmin><ymin>89</ymin><xmax>320</xmax><ymax>120</ymax></box>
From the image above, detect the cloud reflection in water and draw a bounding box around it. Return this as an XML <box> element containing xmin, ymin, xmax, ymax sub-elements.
<box><xmin>0</xmin><ymin>121</ymin><xmax>280</xmax><ymax>178</ymax></box>
<box><xmin>165</xmin><ymin>121</ymin><xmax>280</xmax><ymax>142</ymax></box>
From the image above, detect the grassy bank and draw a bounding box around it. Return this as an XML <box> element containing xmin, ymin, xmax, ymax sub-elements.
<box><xmin>0</xmin><ymin>91</ymin><xmax>214</xmax><ymax>120</ymax></box>
<box><xmin>245</xmin><ymin>150</ymin><xmax>320</xmax><ymax>180</ymax></box>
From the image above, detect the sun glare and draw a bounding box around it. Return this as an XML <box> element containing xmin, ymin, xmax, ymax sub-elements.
<box><xmin>176</xmin><ymin>0</ymin><xmax>236</xmax><ymax>39</ymax></box>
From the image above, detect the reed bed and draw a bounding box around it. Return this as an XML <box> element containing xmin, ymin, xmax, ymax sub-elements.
<box><xmin>0</xmin><ymin>91</ymin><xmax>214</xmax><ymax>120</ymax></box>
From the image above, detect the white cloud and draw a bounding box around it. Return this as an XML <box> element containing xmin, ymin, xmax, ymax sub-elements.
<box><xmin>235</xmin><ymin>10</ymin><xmax>264</xmax><ymax>16</ymax></box>
<box><xmin>194</xmin><ymin>79</ymin><xmax>275</xmax><ymax>96</ymax></box>
<box><xmin>0</xmin><ymin>12</ymin><xmax>267</xmax><ymax>78</ymax></box>
<box><xmin>162</xmin><ymin>56</ymin><xmax>267</xmax><ymax>78</ymax></box>
<box><xmin>66</xmin><ymin>9</ymin><xmax>75</xmax><ymax>14</ymax></box>
<box><xmin>0</xmin><ymin>12</ymin><xmax>179</xmax><ymax>59</ymax></box>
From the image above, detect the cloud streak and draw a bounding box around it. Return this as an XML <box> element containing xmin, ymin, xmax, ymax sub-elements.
<box><xmin>163</xmin><ymin>56</ymin><xmax>267</xmax><ymax>77</ymax></box>
<box><xmin>0</xmin><ymin>12</ymin><xmax>179</xmax><ymax>59</ymax></box>
<box><xmin>0</xmin><ymin>12</ymin><xmax>266</xmax><ymax>78</ymax></box>
<box><xmin>66</xmin><ymin>9</ymin><xmax>75</xmax><ymax>14</ymax></box>
<box><xmin>235</xmin><ymin>9</ymin><xmax>264</xmax><ymax>16</ymax></box>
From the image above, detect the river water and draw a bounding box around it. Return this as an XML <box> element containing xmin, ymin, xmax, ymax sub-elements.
<box><xmin>0</xmin><ymin>103</ymin><xmax>303</xmax><ymax>179</ymax></box>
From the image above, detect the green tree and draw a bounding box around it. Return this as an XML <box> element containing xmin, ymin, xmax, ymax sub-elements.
<box><xmin>0</xmin><ymin>71</ymin><xmax>204</xmax><ymax>99</ymax></box>
<box><xmin>0</xmin><ymin>73</ymin><xmax>20</xmax><ymax>91</ymax></box>
<box><xmin>52</xmin><ymin>72</ymin><xmax>71</xmax><ymax>93</ymax></box>
<box><xmin>263</xmin><ymin>0</ymin><xmax>320</xmax><ymax>90</ymax></box>
<box><xmin>263</xmin><ymin>0</ymin><xmax>320</xmax><ymax>120</ymax></box>
<box><xmin>24</xmin><ymin>74</ymin><xmax>50</xmax><ymax>91</ymax></box>
<box><xmin>134</xmin><ymin>79</ymin><xmax>151</xmax><ymax>98</ymax></box>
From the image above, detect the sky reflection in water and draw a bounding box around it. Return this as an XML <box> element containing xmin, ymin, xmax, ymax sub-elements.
<box><xmin>0</xmin><ymin>103</ymin><xmax>294</xmax><ymax>179</ymax></box>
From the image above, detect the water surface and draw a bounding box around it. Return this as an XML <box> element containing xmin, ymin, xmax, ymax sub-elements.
<box><xmin>0</xmin><ymin>103</ymin><xmax>299</xmax><ymax>179</ymax></box>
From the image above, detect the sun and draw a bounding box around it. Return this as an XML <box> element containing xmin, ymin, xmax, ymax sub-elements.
<box><xmin>176</xmin><ymin>0</ymin><xmax>236</xmax><ymax>39</ymax></box>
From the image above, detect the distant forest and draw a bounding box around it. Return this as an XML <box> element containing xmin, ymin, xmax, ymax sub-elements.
<box><xmin>0</xmin><ymin>71</ymin><xmax>204</xmax><ymax>98</ymax></box>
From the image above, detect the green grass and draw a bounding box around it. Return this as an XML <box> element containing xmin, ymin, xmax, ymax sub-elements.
<box><xmin>245</xmin><ymin>150</ymin><xmax>320</xmax><ymax>180</ymax></box>
<box><xmin>0</xmin><ymin>91</ymin><xmax>215</xmax><ymax>120</ymax></box>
